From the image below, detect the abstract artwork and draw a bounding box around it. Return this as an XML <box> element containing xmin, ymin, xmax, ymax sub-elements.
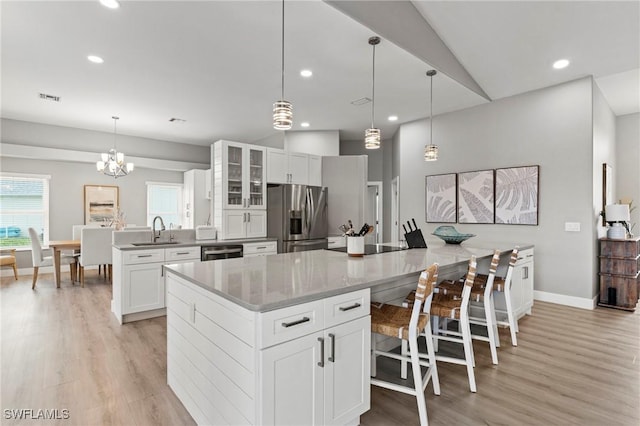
<box><xmin>425</xmin><ymin>173</ymin><xmax>457</xmax><ymax>223</ymax></box>
<box><xmin>84</xmin><ymin>185</ymin><xmax>119</xmax><ymax>225</ymax></box>
<box><xmin>458</xmin><ymin>170</ymin><xmax>494</xmax><ymax>224</ymax></box>
<box><xmin>495</xmin><ymin>166</ymin><xmax>539</xmax><ymax>225</ymax></box>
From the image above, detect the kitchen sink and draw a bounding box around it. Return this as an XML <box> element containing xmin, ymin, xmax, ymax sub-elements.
<box><xmin>131</xmin><ymin>241</ymin><xmax>180</xmax><ymax>246</ymax></box>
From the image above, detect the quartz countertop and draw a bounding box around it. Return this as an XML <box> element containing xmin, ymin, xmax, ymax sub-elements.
<box><xmin>165</xmin><ymin>241</ymin><xmax>533</xmax><ymax>313</ymax></box>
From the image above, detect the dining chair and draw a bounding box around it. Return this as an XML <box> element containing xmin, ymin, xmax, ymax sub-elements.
<box><xmin>0</xmin><ymin>248</ymin><xmax>18</xmax><ymax>280</ymax></box>
<box><xmin>370</xmin><ymin>263</ymin><xmax>440</xmax><ymax>426</ymax></box>
<box><xmin>79</xmin><ymin>227</ymin><xmax>113</xmax><ymax>287</ymax></box>
<box><xmin>28</xmin><ymin>227</ymin><xmax>76</xmax><ymax>289</ymax></box>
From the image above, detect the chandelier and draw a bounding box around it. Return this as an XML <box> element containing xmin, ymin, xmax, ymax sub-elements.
<box><xmin>365</xmin><ymin>36</ymin><xmax>381</xmax><ymax>149</ymax></box>
<box><xmin>273</xmin><ymin>0</ymin><xmax>292</xmax><ymax>130</ymax></box>
<box><xmin>96</xmin><ymin>116</ymin><xmax>134</xmax><ymax>178</ymax></box>
<box><xmin>424</xmin><ymin>70</ymin><xmax>438</xmax><ymax>161</ymax></box>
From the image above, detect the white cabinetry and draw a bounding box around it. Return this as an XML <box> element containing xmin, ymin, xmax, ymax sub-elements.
<box><xmin>266</xmin><ymin>148</ymin><xmax>322</xmax><ymax>186</ymax></box>
<box><xmin>166</xmin><ymin>273</ymin><xmax>370</xmax><ymax>426</ymax></box>
<box><xmin>327</xmin><ymin>236</ymin><xmax>346</xmax><ymax>249</ymax></box>
<box><xmin>243</xmin><ymin>241</ymin><xmax>277</xmax><ymax>257</ymax></box>
<box><xmin>183</xmin><ymin>169</ymin><xmax>211</xmax><ymax>229</ymax></box>
<box><xmin>212</xmin><ymin>140</ymin><xmax>267</xmax><ymax>240</ymax></box>
<box><xmin>112</xmin><ymin>246</ymin><xmax>200</xmax><ymax>324</ymax></box>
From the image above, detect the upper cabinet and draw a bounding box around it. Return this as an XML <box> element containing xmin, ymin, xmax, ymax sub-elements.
<box><xmin>266</xmin><ymin>148</ymin><xmax>322</xmax><ymax>186</ymax></box>
<box><xmin>213</xmin><ymin>140</ymin><xmax>266</xmax><ymax>210</ymax></box>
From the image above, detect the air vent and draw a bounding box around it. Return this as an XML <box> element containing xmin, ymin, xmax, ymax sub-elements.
<box><xmin>169</xmin><ymin>118</ymin><xmax>186</xmax><ymax>123</ymax></box>
<box><xmin>39</xmin><ymin>93</ymin><xmax>60</xmax><ymax>102</ymax></box>
<box><xmin>350</xmin><ymin>97</ymin><xmax>371</xmax><ymax>106</ymax></box>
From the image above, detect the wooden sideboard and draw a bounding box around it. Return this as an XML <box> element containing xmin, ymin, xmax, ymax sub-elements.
<box><xmin>598</xmin><ymin>237</ymin><xmax>640</xmax><ymax>311</ymax></box>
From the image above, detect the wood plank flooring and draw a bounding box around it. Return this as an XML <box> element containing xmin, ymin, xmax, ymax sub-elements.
<box><xmin>2</xmin><ymin>271</ymin><xmax>639</xmax><ymax>425</ymax></box>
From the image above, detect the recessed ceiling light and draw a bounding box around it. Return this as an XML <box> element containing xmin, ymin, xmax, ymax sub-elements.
<box><xmin>100</xmin><ymin>0</ymin><xmax>120</xmax><ymax>9</ymax></box>
<box><xmin>300</xmin><ymin>70</ymin><xmax>313</xmax><ymax>78</ymax></box>
<box><xmin>388</xmin><ymin>115</ymin><xmax>398</xmax><ymax>122</ymax></box>
<box><xmin>87</xmin><ymin>55</ymin><xmax>104</xmax><ymax>64</ymax></box>
<box><xmin>300</xmin><ymin>122</ymin><xmax>310</xmax><ymax>128</ymax></box>
<box><xmin>553</xmin><ymin>59</ymin><xmax>570</xmax><ymax>69</ymax></box>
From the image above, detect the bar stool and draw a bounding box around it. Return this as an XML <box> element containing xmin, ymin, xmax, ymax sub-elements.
<box><xmin>430</xmin><ymin>256</ymin><xmax>478</xmax><ymax>392</ymax></box>
<box><xmin>436</xmin><ymin>250</ymin><xmax>501</xmax><ymax>364</ymax></box>
<box><xmin>370</xmin><ymin>264</ymin><xmax>440</xmax><ymax>426</ymax></box>
<box><xmin>0</xmin><ymin>249</ymin><xmax>18</xmax><ymax>280</ymax></box>
<box><xmin>474</xmin><ymin>248</ymin><xmax>519</xmax><ymax>346</ymax></box>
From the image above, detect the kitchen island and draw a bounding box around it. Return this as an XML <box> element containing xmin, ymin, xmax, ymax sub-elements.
<box><xmin>164</xmin><ymin>242</ymin><xmax>533</xmax><ymax>425</ymax></box>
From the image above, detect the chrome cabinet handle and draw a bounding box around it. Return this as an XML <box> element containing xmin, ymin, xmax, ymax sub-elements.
<box><xmin>175</xmin><ymin>252</ymin><xmax>190</xmax><ymax>255</ymax></box>
<box><xmin>136</xmin><ymin>254</ymin><xmax>153</xmax><ymax>258</ymax></box>
<box><xmin>339</xmin><ymin>303</ymin><xmax>361</xmax><ymax>312</ymax></box>
<box><xmin>328</xmin><ymin>333</ymin><xmax>335</xmax><ymax>362</ymax></box>
<box><xmin>318</xmin><ymin>337</ymin><xmax>325</xmax><ymax>367</ymax></box>
<box><xmin>281</xmin><ymin>317</ymin><xmax>310</xmax><ymax>328</ymax></box>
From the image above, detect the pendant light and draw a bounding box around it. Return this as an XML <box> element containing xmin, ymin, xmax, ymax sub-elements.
<box><xmin>424</xmin><ymin>70</ymin><xmax>438</xmax><ymax>161</ymax></box>
<box><xmin>365</xmin><ymin>36</ymin><xmax>381</xmax><ymax>150</ymax></box>
<box><xmin>96</xmin><ymin>116</ymin><xmax>134</xmax><ymax>178</ymax></box>
<box><xmin>273</xmin><ymin>0</ymin><xmax>292</xmax><ymax>130</ymax></box>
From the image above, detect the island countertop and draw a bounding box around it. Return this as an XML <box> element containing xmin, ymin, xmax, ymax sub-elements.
<box><xmin>165</xmin><ymin>241</ymin><xmax>533</xmax><ymax>313</ymax></box>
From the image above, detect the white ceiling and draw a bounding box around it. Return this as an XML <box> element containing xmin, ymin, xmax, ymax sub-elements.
<box><xmin>1</xmin><ymin>1</ymin><xmax>638</xmax><ymax>147</ymax></box>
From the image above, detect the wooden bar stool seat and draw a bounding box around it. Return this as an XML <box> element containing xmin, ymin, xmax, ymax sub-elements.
<box><xmin>0</xmin><ymin>249</ymin><xmax>18</xmax><ymax>280</ymax></box>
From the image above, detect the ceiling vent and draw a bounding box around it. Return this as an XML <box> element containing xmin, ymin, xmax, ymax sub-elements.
<box><xmin>169</xmin><ymin>118</ymin><xmax>186</xmax><ymax>123</ymax></box>
<box><xmin>350</xmin><ymin>97</ymin><xmax>371</xmax><ymax>106</ymax></box>
<box><xmin>39</xmin><ymin>93</ymin><xmax>60</xmax><ymax>102</ymax></box>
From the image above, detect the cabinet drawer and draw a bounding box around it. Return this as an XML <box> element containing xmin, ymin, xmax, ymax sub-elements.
<box><xmin>166</xmin><ymin>246</ymin><xmax>200</xmax><ymax>262</ymax></box>
<box><xmin>243</xmin><ymin>241</ymin><xmax>277</xmax><ymax>256</ymax></box>
<box><xmin>515</xmin><ymin>248</ymin><xmax>534</xmax><ymax>265</ymax></box>
<box><xmin>599</xmin><ymin>256</ymin><xmax>640</xmax><ymax>276</ymax></box>
<box><xmin>123</xmin><ymin>248</ymin><xmax>164</xmax><ymax>265</ymax></box>
<box><xmin>324</xmin><ymin>289</ymin><xmax>370</xmax><ymax>329</ymax></box>
<box><xmin>600</xmin><ymin>239</ymin><xmax>639</xmax><ymax>258</ymax></box>
<box><xmin>258</xmin><ymin>300</ymin><xmax>324</xmax><ymax>349</ymax></box>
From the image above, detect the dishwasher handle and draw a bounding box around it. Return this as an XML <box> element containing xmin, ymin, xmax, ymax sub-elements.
<box><xmin>202</xmin><ymin>248</ymin><xmax>243</xmax><ymax>256</ymax></box>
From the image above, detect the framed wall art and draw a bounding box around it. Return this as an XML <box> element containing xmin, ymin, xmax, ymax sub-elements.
<box><xmin>425</xmin><ymin>173</ymin><xmax>457</xmax><ymax>223</ymax></box>
<box><xmin>458</xmin><ymin>169</ymin><xmax>495</xmax><ymax>224</ymax></box>
<box><xmin>84</xmin><ymin>185</ymin><xmax>119</xmax><ymax>225</ymax></box>
<box><xmin>495</xmin><ymin>165</ymin><xmax>539</xmax><ymax>225</ymax></box>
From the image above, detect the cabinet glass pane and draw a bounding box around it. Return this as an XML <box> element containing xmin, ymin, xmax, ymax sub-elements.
<box><xmin>227</xmin><ymin>145</ymin><xmax>243</xmax><ymax>206</ymax></box>
<box><xmin>249</xmin><ymin>149</ymin><xmax>264</xmax><ymax>207</ymax></box>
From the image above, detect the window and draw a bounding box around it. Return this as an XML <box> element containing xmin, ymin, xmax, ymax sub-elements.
<box><xmin>0</xmin><ymin>173</ymin><xmax>50</xmax><ymax>248</ymax></box>
<box><xmin>146</xmin><ymin>182</ymin><xmax>183</xmax><ymax>228</ymax></box>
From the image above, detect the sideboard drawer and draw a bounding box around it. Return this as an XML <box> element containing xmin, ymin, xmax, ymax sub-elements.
<box><xmin>600</xmin><ymin>256</ymin><xmax>640</xmax><ymax>276</ymax></box>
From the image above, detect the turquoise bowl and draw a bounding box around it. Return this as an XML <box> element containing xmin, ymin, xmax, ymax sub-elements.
<box><xmin>432</xmin><ymin>226</ymin><xmax>476</xmax><ymax>244</ymax></box>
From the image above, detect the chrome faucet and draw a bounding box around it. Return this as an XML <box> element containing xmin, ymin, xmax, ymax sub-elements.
<box><xmin>152</xmin><ymin>216</ymin><xmax>165</xmax><ymax>242</ymax></box>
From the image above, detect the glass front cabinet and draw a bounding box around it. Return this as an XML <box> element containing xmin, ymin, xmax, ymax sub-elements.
<box><xmin>217</xmin><ymin>140</ymin><xmax>266</xmax><ymax>210</ymax></box>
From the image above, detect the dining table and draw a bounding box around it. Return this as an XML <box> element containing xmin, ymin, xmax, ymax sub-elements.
<box><xmin>48</xmin><ymin>240</ymin><xmax>80</xmax><ymax>288</ymax></box>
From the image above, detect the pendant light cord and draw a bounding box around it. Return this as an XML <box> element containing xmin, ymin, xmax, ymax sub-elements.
<box><xmin>429</xmin><ymin>73</ymin><xmax>433</xmax><ymax>145</ymax></box>
<box><xmin>371</xmin><ymin>42</ymin><xmax>376</xmax><ymax>128</ymax></box>
<box><xmin>281</xmin><ymin>0</ymin><xmax>285</xmax><ymax>101</ymax></box>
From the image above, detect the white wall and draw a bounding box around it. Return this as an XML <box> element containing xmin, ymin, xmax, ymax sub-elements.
<box><xmin>394</xmin><ymin>77</ymin><xmax>597</xmax><ymax>306</ymax></box>
<box><xmin>285</xmin><ymin>130</ymin><xmax>340</xmax><ymax>156</ymax></box>
<box><xmin>615</xmin><ymin>113</ymin><xmax>640</xmax><ymax>234</ymax></box>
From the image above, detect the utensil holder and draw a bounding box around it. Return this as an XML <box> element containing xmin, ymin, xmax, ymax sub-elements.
<box><xmin>347</xmin><ymin>236</ymin><xmax>365</xmax><ymax>257</ymax></box>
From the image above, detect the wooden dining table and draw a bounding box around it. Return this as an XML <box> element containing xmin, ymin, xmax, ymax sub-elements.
<box><xmin>48</xmin><ymin>240</ymin><xmax>80</xmax><ymax>288</ymax></box>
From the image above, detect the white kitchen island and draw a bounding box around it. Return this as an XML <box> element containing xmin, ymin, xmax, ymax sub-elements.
<box><xmin>164</xmin><ymin>243</ymin><xmax>533</xmax><ymax>425</ymax></box>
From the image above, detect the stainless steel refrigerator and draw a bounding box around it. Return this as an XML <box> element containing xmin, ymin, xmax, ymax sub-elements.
<box><xmin>267</xmin><ymin>184</ymin><xmax>328</xmax><ymax>253</ymax></box>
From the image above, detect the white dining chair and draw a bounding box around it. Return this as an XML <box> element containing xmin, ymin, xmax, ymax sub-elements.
<box><xmin>28</xmin><ymin>227</ymin><xmax>77</xmax><ymax>289</ymax></box>
<box><xmin>79</xmin><ymin>227</ymin><xmax>113</xmax><ymax>287</ymax></box>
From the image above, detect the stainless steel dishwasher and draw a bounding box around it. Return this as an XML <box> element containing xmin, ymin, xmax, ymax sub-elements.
<box><xmin>200</xmin><ymin>244</ymin><xmax>243</xmax><ymax>261</ymax></box>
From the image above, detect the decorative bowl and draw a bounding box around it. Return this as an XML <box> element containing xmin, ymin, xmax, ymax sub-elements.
<box><xmin>432</xmin><ymin>226</ymin><xmax>476</xmax><ymax>244</ymax></box>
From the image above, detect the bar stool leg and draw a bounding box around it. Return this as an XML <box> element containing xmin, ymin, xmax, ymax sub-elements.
<box><xmin>504</xmin><ymin>284</ymin><xmax>518</xmax><ymax>345</ymax></box>
<box><xmin>484</xmin><ymin>297</ymin><xmax>499</xmax><ymax>364</ymax></box>
<box><xmin>461</xmin><ymin>316</ymin><xmax>477</xmax><ymax>393</ymax></box>
<box><xmin>409</xmin><ymin>335</ymin><xmax>428</xmax><ymax>426</ymax></box>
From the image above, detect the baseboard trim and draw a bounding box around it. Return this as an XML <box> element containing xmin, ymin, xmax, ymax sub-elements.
<box><xmin>534</xmin><ymin>290</ymin><xmax>597</xmax><ymax>310</ymax></box>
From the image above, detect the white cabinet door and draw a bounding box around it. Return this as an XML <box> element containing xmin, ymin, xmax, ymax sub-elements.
<box><xmin>205</xmin><ymin>168</ymin><xmax>212</xmax><ymax>200</ymax></box>
<box><xmin>221</xmin><ymin>141</ymin><xmax>246</xmax><ymax>209</ymax></box>
<box><xmin>243</xmin><ymin>241</ymin><xmax>277</xmax><ymax>257</ymax></box>
<box><xmin>288</xmin><ymin>152</ymin><xmax>308</xmax><ymax>184</ymax></box>
<box><xmin>246</xmin><ymin>210</ymin><xmax>267</xmax><ymax>239</ymax></box>
<box><xmin>123</xmin><ymin>262</ymin><xmax>164</xmax><ymax>314</ymax></box>
<box><xmin>261</xmin><ymin>331</ymin><xmax>324</xmax><ymax>426</ymax></box>
<box><xmin>308</xmin><ymin>155</ymin><xmax>322</xmax><ymax>187</ymax></box>
<box><xmin>267</xmin><ymin>148</ymin><xmax>288</xmax><ymax>184</ymax></box>
<box><xmin>246</xmin><ymin>146</ymin><xmax>266</xmax><ymax>209</ymax></box>
<box><xmin>323</xmin><ymin>316</ymin><xmax>371</xmax><ymax>426</ymax></box>
<box><xmin>221</xmin><ymin>210</ymin><xmax>248</xmax><ymax>240</ymax></box>
<box><xmin>513</xmin><ymin>248</ymin><xmax>534</xmax><ymax>317</ymax></box>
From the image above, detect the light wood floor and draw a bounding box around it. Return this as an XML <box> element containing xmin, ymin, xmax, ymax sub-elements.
<box><xmin>2</xmin><ymin>271</ymin><xmax>639</xmax><ymax>425</ymax></box>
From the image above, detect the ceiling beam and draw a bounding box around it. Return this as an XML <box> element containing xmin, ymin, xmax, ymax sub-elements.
<box><xmin>324</xmin><ymin>0</ymin><xmax>490</xmax><ymax>101</ymax></box>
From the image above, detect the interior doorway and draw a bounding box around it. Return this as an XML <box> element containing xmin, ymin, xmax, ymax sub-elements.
<box><xmin>391</xmin><ymin>176</ymin><xmax>400</xmax><ymax>244</ymax></box>
<box><xmin>365</xmin><ymin>182</ymin><xmax>383</xmax><ymax>244</ymax></box>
